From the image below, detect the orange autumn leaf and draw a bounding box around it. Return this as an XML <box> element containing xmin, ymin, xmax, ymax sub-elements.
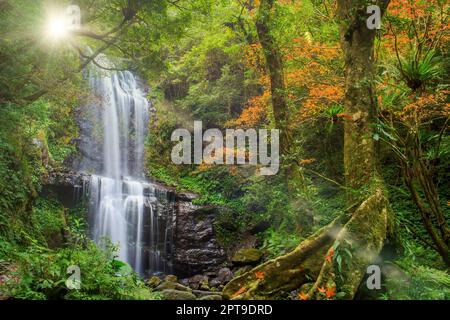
<box><xmin>255</xmin><ymin>271</ymin><xmax>265</xmax><ymax>280</ymax></box>
<box><xmin>229</xmin><ymin>90</ymin><xmax>270</xmax><ymax>127</ymax></box>
<box><xmin>231</xmin><ymin>287</ymin><xmax>247</xmax><ymax>298</ymax></box>
<box><xmin>299</xmin><ymin>158</ymin><xmax>316</xmax><ymax>166</ymax></box>
<box><xmin>336</xmin><ymin>113</ymin><xmax>353</xmax><ymax>120</ymax></box>
<box><xmin>325</xmin><ymin>248</ymin><xmax>334</xmax><ymax>264</ymax></box>
<box><xmin>298</xmin><ymin>292</ymin><xmax>308</xmax><ymax>300</ymax></box>
<box><xmin>326</xmin><ymin>287</ymin><xmax>336</xmax><ymax>299</ymax></box>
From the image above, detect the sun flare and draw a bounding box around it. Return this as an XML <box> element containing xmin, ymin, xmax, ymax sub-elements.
<box><xmin>46</xmin><ymin>14</ymin><xmax>68</xmax><ymax>40</ymax></box>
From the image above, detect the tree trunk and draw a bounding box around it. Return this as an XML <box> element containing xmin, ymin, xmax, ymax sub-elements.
<box><xmin>223</xmin><ymin>0</ymin><xmax>394</xmax><ymax>300</ymax></box>
<box><xmin>255</xmin><ymin>0</ymin><xmax>290</xmax><ymax>153</ymax></box>
<box><xmin>255</xmin><ymin>0</ymin><xmax>304</xmax><ymax>190</ymax></box>
<box><xmin>401</xmin><ymin>138</ymin><xmax>450</xmax><ymax>267</ymax></box>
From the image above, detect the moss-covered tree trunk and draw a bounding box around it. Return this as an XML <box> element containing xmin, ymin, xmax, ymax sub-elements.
<box><xmin>339</xmin><ymin>0</ymin><xmax>387</xmax><ymax>200</ymax></box>
<box><xmin>223</xmin><ymin>0</ymin><xmax>394</xmax><ymax>300</ymax></box>
<box><xmin>255</xmin><ymin>0</ymin><xmax>303</xmax><ymax>191</ymax></box>
<box><xmin>255</xmin><ymin>0</ymin><xmax>289</xmax><ymax>153</ymax></box>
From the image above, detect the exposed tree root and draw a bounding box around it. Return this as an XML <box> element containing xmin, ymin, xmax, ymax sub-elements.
<box><xmin>222</xmin><ymin>213</ymin><xmax>350</xmax><ymax>299</ymax></box>
<box><xmin>306</xmin><ymin>187</ymin><xmax>391</xmax><ymax>299</ymax></box>
<box><xmin>223</xmin><ymin>187</ymin><xmax>392</xmax><ymax>300</ymax></box>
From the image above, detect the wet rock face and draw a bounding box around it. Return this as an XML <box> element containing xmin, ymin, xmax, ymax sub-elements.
<box><xmin>70</xmin><ymin>105</ymin><xmax>103</xmax><ymax>174</ymax></box>
<box><xmin>172</xmin><ymin>203</ymin><xmax>227</xmax><ymax>277</ymax></box>
<box><xmin>43</xmin><ymin>170</ymin><xmax>91</xmax><ymax>208</ymax></box>
<box><xmin>44</xmin><ymin>171</ymin><xmax>228</xmax><ymax>277</ymax></box>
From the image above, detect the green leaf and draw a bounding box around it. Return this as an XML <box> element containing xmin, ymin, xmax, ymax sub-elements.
<box><xmin>336</xmin><ymin>292</ymin><xmax>347</xmax><ymax>299</ymax></box>
<box><xmin>337</xmin><ymin>255</ymin><xmax>342</xmax><ymax>272</ymax></box>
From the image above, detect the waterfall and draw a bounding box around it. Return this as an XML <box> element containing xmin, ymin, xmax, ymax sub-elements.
<box><xmin>78</xmin><ymin>57</ymin><xmax>174</xmax><ymax>276</ymax></box>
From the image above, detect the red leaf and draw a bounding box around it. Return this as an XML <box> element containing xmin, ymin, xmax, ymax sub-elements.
<box><xmin>231</xmin><ymin>287</ymin><xmax>247</xmax><ymax>298</ymax></box>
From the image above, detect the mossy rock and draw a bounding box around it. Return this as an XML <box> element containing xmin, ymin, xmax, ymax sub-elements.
<box><xmin>192</xmin><ymin>290</ymin><xmax>222</xmax><ymax>298</ymax></box>
<box><xmin>156</xmin><ymin>281</ymin><xmax>192</xmax><ymax>292</ymax></box>
<box><xmin>146</xmin><ymin>276</ymin><xmax>162</xmax><ymax>288</ymax></box>
<box><xmin>199</xmin><ymin>277</ymin><xmax>210</xmax><ymax>291</ymax></box>
<box><xmin>161</xmin><ymin>289</ymin><xmax>196</xmax><ymax>300</ymax></box>
<box><xmin>231</xmin><ymin>248</ymin><xmax>263</xmax><ymax>265</ymax></box>
<box><xmin>198</xmin><ymin>294</ymin><xmax>223</xmax><ymax>300</ymax></box>
<box><xmin>164</xmin><ymin>274</ymin><xmax>178</xmax><ymax>282</ymax></box>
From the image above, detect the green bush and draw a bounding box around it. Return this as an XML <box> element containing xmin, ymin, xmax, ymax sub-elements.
<box><xmin>0</xmin><ymin>239</ymin><xmax>160</xmax><ymax>300</ymax></box>
<box><xmin>405</xmin><ymin>266</ymin><xmax>450</xmax><ymax>300</ymax></box>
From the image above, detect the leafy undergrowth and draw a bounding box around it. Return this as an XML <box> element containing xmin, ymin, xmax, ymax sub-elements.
<box><xmin>387</xmin><ymin>241</ymin><xmax>450</xmax><ymax>300</ymax></box>
<box><xmin>0</xmin><ymin>197</ymin><xmax>160</xmax><ymax>300</ymax></box>
<box><xmin>397</xmin><ymin>265</ymin><xmax>450</xmax><ymax>300</ymax></box>
<box><xmin>0</xmin><ymin>239</ymin><xmax>160</xmax><ymax>300</ymax></box>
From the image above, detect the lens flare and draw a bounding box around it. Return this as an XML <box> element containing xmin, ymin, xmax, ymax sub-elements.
<box><xmin>46</xmin><ymin>15</ymin><xmax>68</xmax><ymax>40</ymax></box>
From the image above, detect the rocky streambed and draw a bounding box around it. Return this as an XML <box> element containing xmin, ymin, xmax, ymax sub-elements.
<box><xmin>146</xmin><ymin>247</ymin><xmax>265</xmax><ymax>300</ymax></box>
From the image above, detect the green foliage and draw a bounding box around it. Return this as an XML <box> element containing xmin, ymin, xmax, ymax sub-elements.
<box><xmin>0</xmin><ymin>239</ymin><xmax>159</xmax><ymax>300</ymax></box>
<box><xmin>0</xmin><ymin>0</ymin><xmax>448</xmax><ymax>301</ymax></box>
<box><xmin>0</xmin><ymin>99</ymin><xmax>77</xmax><ymax>239</ymax></box>
<box><xmin>260</xmin><ymin>228</ymin><xmax>303</xmax><ymax>258</ymax></box>
<box><xmin>30</xmin><ymin>198</ymin><xmax>66</xmax><ymax>245</ymax></box>
<box><xmin>388</xmin><ymin>240</ymin><xmax>450</xmax><ymax>300</ymax></box>
<box><xmin>404</xmin><ymin>266</ymin><xmax>450</xmax><ymax>300</ymax></box>
<box><xmin>399</xmin><ymin>50</ymin><xmax>444</xmax><ymax>90</ymax></box>
<box><xmin>0</xmin><ymin>198</ymin><xmax>159</xmax><ymax>300</ymax></box>
<box><xmin>181</xmin><ymin>168</ymin><xmax>240</xmax><ymax>206</ymax></box>
<box><xmin>154</xmin><ymin>1</ymin><xmax>261</xmax><ymax>127</ymax></box>
<box><xmin>332</xmin><ymin>240</ymin><xmax>353</xmax><ymax>284</ymax></box>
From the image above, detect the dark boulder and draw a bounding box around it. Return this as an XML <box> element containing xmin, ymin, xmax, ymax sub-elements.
<box><xmin>173</xmin><ymin>204</ymin><xmax>227</xmax><ymax>277</ymax></box>
<box><xmin>186</xmin><ymin>274</ymin><xmax>209</xmax><ymax>290</ymax></box>
<box><xmin>217</xmin><ymin>267</ymin><xmax>233</xmax><ymax>283</ymax></box>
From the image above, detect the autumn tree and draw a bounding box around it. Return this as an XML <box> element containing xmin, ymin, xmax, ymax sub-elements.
<box><xmin>223</xmin><ymin>0</ymin><xmax>394</xmax><ymax>299</ymax></box>
<box><xmin>377</xmin><ymin>0</ymin><xmax>450</xmax><ymax>266</ymax></box>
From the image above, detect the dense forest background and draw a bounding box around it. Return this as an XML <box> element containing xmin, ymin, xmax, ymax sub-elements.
<box><xmin>0</xmin><ymin>0</ymin><xmax>449</xmax><ymax>300</ymax></box>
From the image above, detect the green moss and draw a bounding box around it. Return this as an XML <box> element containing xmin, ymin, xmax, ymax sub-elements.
<box><xmin>232</xmin><ymin>248</ymin><xmax>263</xmax><ymax>264</ymax></box>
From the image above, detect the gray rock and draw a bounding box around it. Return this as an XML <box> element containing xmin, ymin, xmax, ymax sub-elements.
<box><xmin>187</xmin><ymin>274</ymin><xmax>209</xmax><ymax>290</ymax></box>
<box><xmin>217</xmin><ymin>267</ymin><xmax>233</xmax><ymax>283</ymax></box>
<box><xmin>179</xmin><ymin>278</ymin><xmax>190</xmax><ymax>287</ymax></box>
<box><xmin>173</xmin><ymin>204</ymin><xmax>227</xmax><ymax>276</ymax></box>
<box><xmin>209</xmin><ymin>278</ymin><xmax>222</xmax><ymax>288</ymax></box>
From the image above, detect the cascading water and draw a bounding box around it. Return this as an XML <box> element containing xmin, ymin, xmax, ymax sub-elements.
<box><xmin>77</xmin><ymin>56</ymin><xmax>175</xmax><ymax>276</ymax></box>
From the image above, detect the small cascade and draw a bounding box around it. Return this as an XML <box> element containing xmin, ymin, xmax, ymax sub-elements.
<box><xmin>76</xmin><ymin>56</ymin><xmax>175</xmax><ymax>276</ymax></box>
